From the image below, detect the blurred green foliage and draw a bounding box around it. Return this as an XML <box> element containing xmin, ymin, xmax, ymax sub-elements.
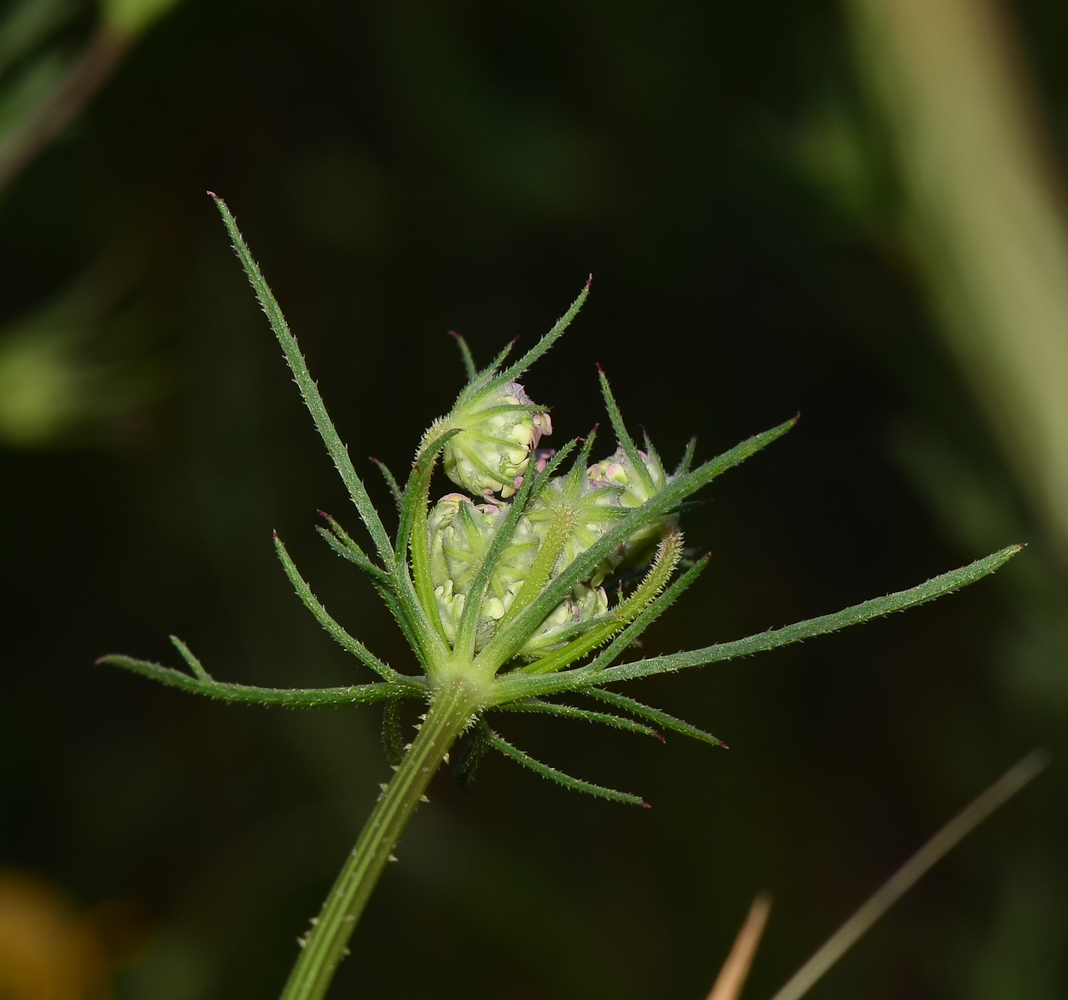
<box><xmin>1</xmin><ymin>1</ymin><xmax>1065</xmax><ymax>999</ymax></box>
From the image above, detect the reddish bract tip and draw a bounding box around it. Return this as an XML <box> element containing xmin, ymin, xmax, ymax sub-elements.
<box><xmin>94</xmin><ymin>656</ymin><xmax>107</xmax><ymax>666</ymax></box>
<box><xmin>654</xmin><ymin>731</ymin><xmax>667</xmax><ymax>744</ymax></box>
<box><xmin>791</xmin><ymin>411</ymin><xmax>801</xmax><ymax>424</ymax></box>
<box><xmin>718</xmin><ymin>741</ymin><xmax>730</xmax><ymax>750</ymax></box>
<box><xmin>317</xmin><ymin>510</ymin><xmax>332</xmax><ymax>520</ymax></box>
<box><xmin>595</xmin><ymin>362</ymin><xmax>604</xmax><ymax>374</ymax></box>
<box><xmin>447</xmin><ymin>330</ymin><xmax>461</xmax><ymax>340</ymax></box>
<box><xmin>272</xmin><ymin>529</ymin><xmax>280</xmax><ymax>539</ymax></box>
<box><xmin>641</xmin><ymin>800</ymin><xmax>651</xmax><ymax>809</ymax></box>
<box><xmin>585</xmin><ymin>273</ymin><xmax>593</xmax><ymax>289</ymax></box>
<box><xmin>206</xmin><ymin>190</ymin><xmax>219</xmax><ymax>199</ymax></box>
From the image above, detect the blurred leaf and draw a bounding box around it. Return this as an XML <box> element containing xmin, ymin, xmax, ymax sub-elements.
<box><xmin>0</xmin><ymin>248</ymin><xmax>168</xmax><ymax>447</ymax></box>
<box><xmin>0</xmin><ymin>0</ymin><xmax>77</xmax><ymax>81</ymax></box>
<box><xmin>100</xmin><ymin>0</ymin><xmax>182</xmax><ymax>41</ymax></box>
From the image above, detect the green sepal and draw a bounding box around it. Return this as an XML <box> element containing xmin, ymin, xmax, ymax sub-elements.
<box><xmin>170</xmin><ymin>634</ymin><xmax>211</xmax><ymax>680</ymax></box>
<box><xmin>449</xmin><ymin>331</ymin><xmax>478</xmax><ymax>382</ymax></box>
<box><xmin>504</xmin><ymin>545</ymin><xmax>1022</xmax><ymax>704</ymax></box>
<box><xmin>483</xmin><ymin>725</ymin><xmax>646</xmax><ymax>807</ymax></box>
<box><xmin>315</xmin><ymin>519</ymin><xmax>421</xmax><ymax>658</ymax></box>
<box><xmin>596</xmin><ymin>544</ymin><xmax>1024</xmax><ymax>685</ymax></box>
<box><xmin>460</xmin><ymin>339</ymin><xmax>516</xmax><ymax>400</ymax></box>
<box><xmin>396</xmin><ymin>427</ymin><xmax>463</xmax><ymax>656</ymax></box>
<box><xmin>373</xmin><ymin>579</ymin><xmax>433</xmax><ymax>673</ymax></box>
<box><xmin>371</xmin><ymin>458</ymin><xmax>404</xmax><ymax>512</ymax></box>
<box><xmin>274</xmin><ymin>533</ymin><xmax>396</xmax><ymax>681</ymax></box>
<box><xmin>583</xmin><ymin>688</ymin><xmax>724</xmax><ymax>746</ymax></box>
<box><xmin>99</xmin><ymin>651</ymin><xmax>422</xmax><ymax>706</ymax></box>
<box><xmin>641</xmin><ymin>429</ymin><xmax>665</xmax><ymax>485</ymax></box>
<box><xmin>456</xmin><ymin>280</ymin><xmax>589</xmax><ymax>409</ymax></box>
<box><xmin>598</xmin><ymin>367</ymin><xmax>656</xmax><ymax>494</ymax></box>
<box><xmin>673</xmin><ymin>436</ymin><xmax>698</xmax><ymax>477</ymax></box>
<box><xmin>212</xmin><ymin>196</ymin><xmax>394</xmax><ymax>566</ymax></box>
<box><xmin>493</xmin><ymin>697</ymin><xmax>661</xmax><ymax>739</ymax></box>
<box><xmin>316</xmin><ymin>513</ymin><xmax>391</xmax><ymax>585</ymax></box>
<box><xmin>492</xmin><ymin>280</ymin><xmax>589</xmax><ymax>390</ymax></box>
<box><xmin>395</xmin><ymin>426</ymin><xmax>460</xmax><ymax>566</ymax></box>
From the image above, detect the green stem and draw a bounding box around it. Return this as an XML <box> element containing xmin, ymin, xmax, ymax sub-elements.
<box><xmin>278</xmin><ymin>676</ymin><xmax>480</xmax><ymax>1000</ymax></box>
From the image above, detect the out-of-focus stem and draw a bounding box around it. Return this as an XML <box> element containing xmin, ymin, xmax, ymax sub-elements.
<box><xmin>705</xmin><ymin>893</ymin><xmax>772</xmax><ymax>1000</ymax></box>
<box><xmin>768</xmin><ymin>750</ymin><xmax>1047</xmax><ymax>1000</ymax></box>
<box><xmin>845</xmin><ymin>0</ymin><xmax>1068</xmax><ymax>563</ymax></box>
<box><xmin>0</xmin><ymin>26</ymin><xmax>128</xmax><ymax>195</ymax></box>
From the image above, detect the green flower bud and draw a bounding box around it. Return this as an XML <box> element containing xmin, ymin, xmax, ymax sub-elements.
<box><xmin>586</xmin><ymin>446</ymin><xmax>672</xmax><ymax>569</ymax></box>
<box><xmin>427</xmin><ymin>493</ymin><xmax>539</xmax><ymax>649</ymax></box>
<box><xmin>441</xmin><ymin>382</ymin><xmax>551</xmax><ymax>497</ymax></box>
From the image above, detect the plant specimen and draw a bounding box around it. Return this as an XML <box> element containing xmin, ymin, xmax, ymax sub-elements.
<box><xmin>101</xmin><ymin>197</ymin><xmax>1021</xmax><ymax>1000</ymax></box>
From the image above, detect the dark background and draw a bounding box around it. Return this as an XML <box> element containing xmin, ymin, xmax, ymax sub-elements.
<box><xmin>1</xmin><ymin>1</ymin><xmax>1065</xmax><ymax>998</ymax></box>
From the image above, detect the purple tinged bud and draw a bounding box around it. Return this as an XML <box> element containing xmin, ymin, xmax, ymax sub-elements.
<box><xmin>587</xmin><ymin>446</ymin><xmax>668</xmax><ymax>505</ymax></box>
<box><xmin>441</xmin><ymin>382</ymin><xmax>551</xmax><ymax>498</ymax></box>
<box><xmin>587</xmin><ymin>445</ymin><xmax>673</xmax><ymax>568</ymax></box>
<box><xmin>532</xmin><ymin>447</ymin><xmax>556</xmax><ymax>473</ymax></box>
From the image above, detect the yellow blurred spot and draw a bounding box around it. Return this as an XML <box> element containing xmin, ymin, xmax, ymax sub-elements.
<box><xmin>0</xmin><ymin>869</ymin><xmax>144</xmax><ymax>1000</ymax></box>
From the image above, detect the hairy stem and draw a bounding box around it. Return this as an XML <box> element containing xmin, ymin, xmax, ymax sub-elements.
<box><xmin>277</xmin><ymin>676</ymin><xmax>479</xmax><ymax>1000</ymax></box>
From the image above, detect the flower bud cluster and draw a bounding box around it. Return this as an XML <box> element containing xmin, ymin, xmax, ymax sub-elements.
<box><xmin>427</xmin><ymin>381</ymin><xmax>676</xmax><ymax>662</ymax></box>
<box><xmin>587</xmin><ymin>446</ymin><xmax>671</xmax><ymax>570</ymax></box>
